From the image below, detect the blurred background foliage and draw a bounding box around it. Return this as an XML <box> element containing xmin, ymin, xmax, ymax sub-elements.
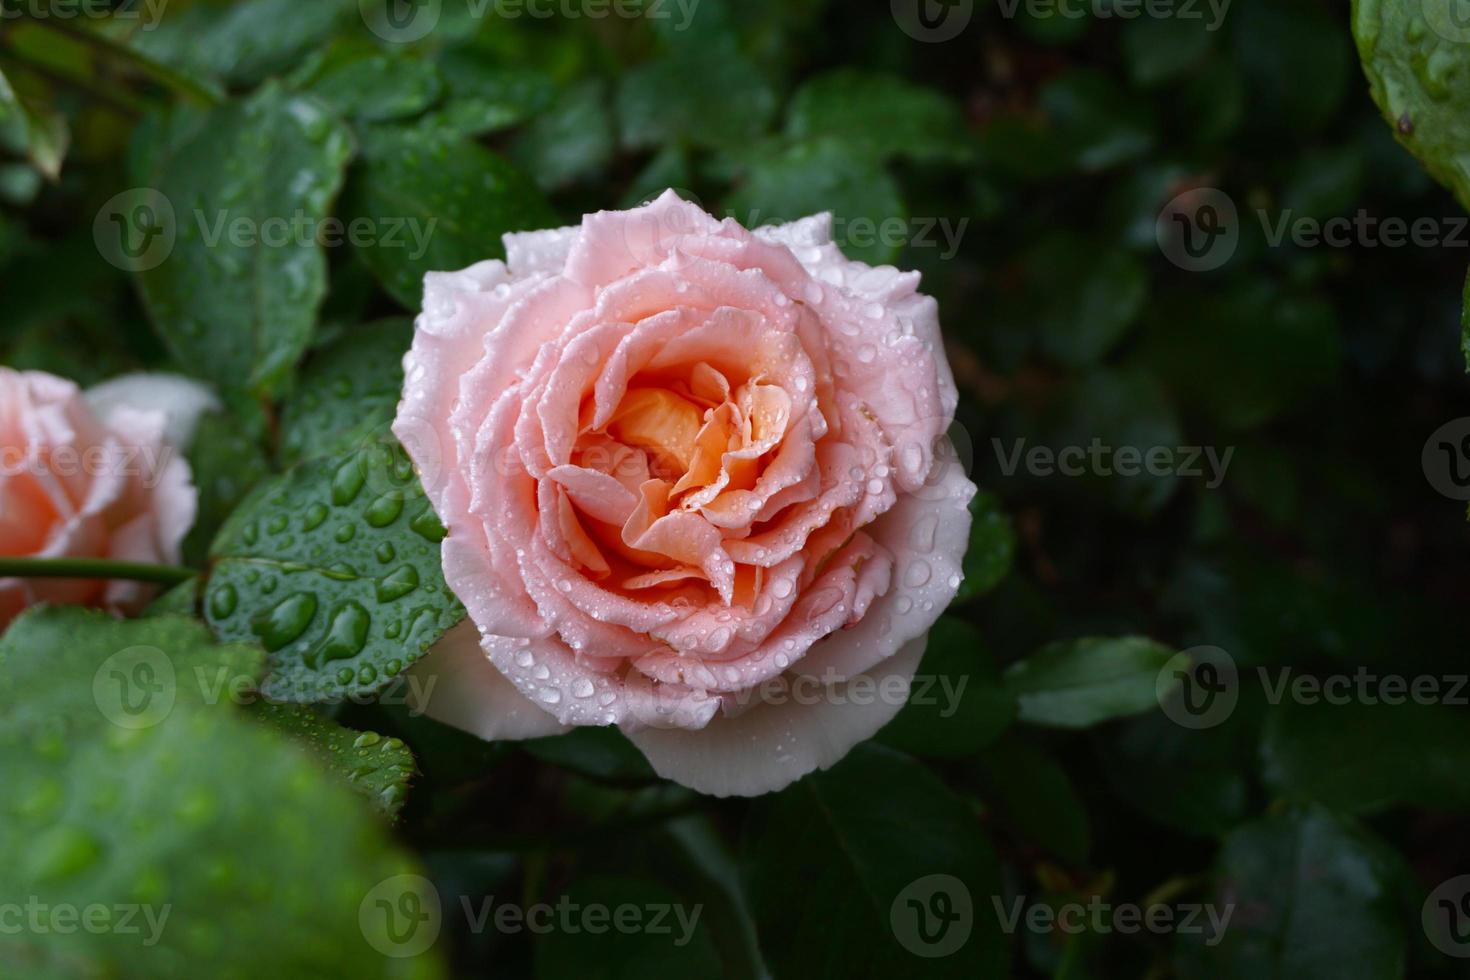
<box><xmin>2</xmin><ymin>0</ymin><xmax>1470</xmax><ymax>977</ymax></box>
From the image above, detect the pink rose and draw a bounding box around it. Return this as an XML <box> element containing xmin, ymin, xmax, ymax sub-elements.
<box><xmin>396</xmin><ymin>191</ymin><xmax>975</xmax><ymax>796</ymax></box>
<box><xmin>0</xmin><ymin>369</ymin><xmax>204</xmax><ymax>628</ymax></box>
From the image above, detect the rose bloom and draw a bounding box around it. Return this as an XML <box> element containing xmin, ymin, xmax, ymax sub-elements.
<box><xmin>0</xmin><ymin>368</ymin><xmax>203</xmax><ymax>628</ymax></box>
<box><xmin>397</xmin><ymin>192</ymin><xmax>975</xmax><ymax>796</ymax></box>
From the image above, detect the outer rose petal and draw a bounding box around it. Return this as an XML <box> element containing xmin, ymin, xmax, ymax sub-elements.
<box><xmin>796</xmin><ymin>444</ymin><xmax>976</xmax><ymax>683</ymax></box>
<box><xmin>625</xmin><ymin>635</ymin><xmax>928</xmax><ymax>797</ymax></box>
<box><xmin>406</xmin><ymin>621</ymin><xmax>570</xmax><ymax>741</ymax></box>
<box><xmin>84</xmin><ymin>372</ymin><xmax>220</xmax><ymax>448</ymax></box>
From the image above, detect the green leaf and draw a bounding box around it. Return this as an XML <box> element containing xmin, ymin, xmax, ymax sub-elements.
<box><xmin>523</xmin><ymin>727</ymin><xmax>656</xmax><ymax>783</ymax></box>
<box><xmin>204</xmin><ymin>444</ymin><xmax>464</xmax><ymax>703</ymax></box>
<box><xmin>426</xmin><ymin>51</ymin><xmax>556</xmax><ymax>138</ymax></box>
<box><xmin>878</xmin><ymin>618</ymin><xmax>1015</xmax><ymax>758</ymax></box>
<box><xmin>342</xmin><ymin>124</ymin><xmax>556</xmax><ymax>309</ymax></box>
<box><xmin>0</xmin><ymin>67</ymin><xmax>69</xmax><ymax>181</ymax></box>
<box><xmin>1038</xmin><ymin>69</ymin><xmax>1156</xmax><ymax>173</ymax></box>
<box><xmin>617</xmin><ymin>41</ymin><xmax>776</xmax><ymax>151</ymax></box>
<box><xmin>724</xmin><ymin>138</ymin><xmax>905</xmax><ymax>266</ymax></box>
<box><xmin>0</xmin><ymin>607</ymin><xmax>444</xmax><ymax>977</ymax></box>
<box><xmin>1235</xmin><ymin>0</ymin><xmax>1349</xmax><ymax>136</ymax></box>
<box><xmin>743</xmin><ymin>744</ymin><xmax>1009</xmax><ymax>976</ymax></box>
<box><xmin>976</xmin><ymin>736</ymin><xmax>1091</xmax><ymax>864</ymax></box>
<box><xmin>1142</xmin><ymin>284</ymin><xmax>1341</xmax><ymax>431</ymax></box>
<box><xmin>532</xmin><ymin>876</ymin><xmax>722</xmax><ymax>979</ymax></box>
<box><xmin>953</xmin><ymin>491</ymin><xmax>1015</xmax><ymax>604</ymax></box>
<box><xmin>1358</xmin><ymin>0</ymin><xmax>1470</xmax><ymax>211</ymax></box>
<box><xmin>131</xmin><ymin>0</ymin><xmax>354</xmax><ymax>88</ymax></box>
<box><xmin>1120</xmin><ymin>16</ymin><xmax>1215</xmax><ymax>87</ymax></box>
<box><xmin>137</xmin><ymin>84</ymin><xmax>354</xmax><ymax>401</ymax></box>
<box><xmin>183</xmin><ymin>408</ymin><xmax>273</xmax><ymax>565</ymax></box>
<box><xmin>299</xmin><ymin>46</ymin><xmax>444</xmax><ymax>124</ymax></box>
<box><xmin>511</xmin><ymin>79</ymin><xmax>616</xmax><ymax>190</ymax></box>
<box><xmin>785</xmin><ymin>69</ymin><xmax>973</xmax><ymax>163</ymax></box>
<box><xmin>1004</xmin><ymin>636</ymin><xmax>1175</xmax><ymax>728</ymax></box>
<box><xmin>278</xmin><ymin>318</ymin><xmax>413</xmax><ymax>466</ymax></box>
<box><xmin>0</xmin><ymin>607</ymin><xmax>263</xmax><ymax>732</ymax></box>
<box><xmin>251</xmin><ymin>703</ymin><xmax>418</xmax><ymax>818</ymax></box>
<box><xmin>1099</xmin><ymin>708</ymin><xmax>1256</xmax><ymax>837</ymax></box>
<box><xmin>1462</xmin><ymin>263</ymin><xmax>1470</xmax><ymax>372</ymax></box>
<box><xmin>1030</xmin><ymin>234</ymin><xmax>1149</xmax><ymax>366</ymax></box>
<box><xmin>1174</xmin><ymin>806</ymin><xmax>1407</xmax><ymax>979</ymax></box>
<box><xmin>1261</xmin><ymin>698</ymin><xmax>1470</xmax><ymax>815</ymax></box>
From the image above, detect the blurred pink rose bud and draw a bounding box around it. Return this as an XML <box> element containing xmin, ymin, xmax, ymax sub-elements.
<box><xmin>395</xmin><ymin>191</ymin><xmax>975</xmax><ymax>796</ymax></box>
<box><xmin>0</xmin><ymin>368</ymin><xmax>209</xmax><ymax>628</ymax></box>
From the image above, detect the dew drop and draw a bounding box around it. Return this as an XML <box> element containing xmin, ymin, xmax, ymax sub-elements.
<box><xmin>375</xmin><ymin>565</ymin><xmax>420</xmax><ymax>603</ymax></box>
<box><xmin>364</xmin><ymin>494</ymin><xmax>404</xmax><ymax>528</ymax></box>
<box><xmin>331</xmin><ymin>457</ymin><xmax>367</xmax><ymax>505</ymax></box>
<box><xmin>410</xmin><ymin>508</ymin><xmax>448</xmax><ymax>542</ymax></box>
<box><xmin>903</xmin><ymin>560</ymin><xmax>932</xmax><ymax>588</ymax></box>
<box><xmin>208</xmin><ymin>584</ymin><xmax>238</xmax><ymax>620</ymax></box>
<box><xmin>250</xmin><ymin>593</ymin><xmax>318</xmax><ymax>652</ymax></box>
<box><xmin>307</xmin><ymin>600</ymin><xmax>371</xmax><ymax>667</ymax></box>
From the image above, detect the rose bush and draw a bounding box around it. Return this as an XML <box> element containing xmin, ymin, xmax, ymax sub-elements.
<box><xmin>394</xmin><ymin>191</ymin><xmax>976</xmax><ymax>796</ymax></box>
<box><xmin>0</xmin><ymin>369</ymin><xmax>206</xmax><ymax>627</ymax></box>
